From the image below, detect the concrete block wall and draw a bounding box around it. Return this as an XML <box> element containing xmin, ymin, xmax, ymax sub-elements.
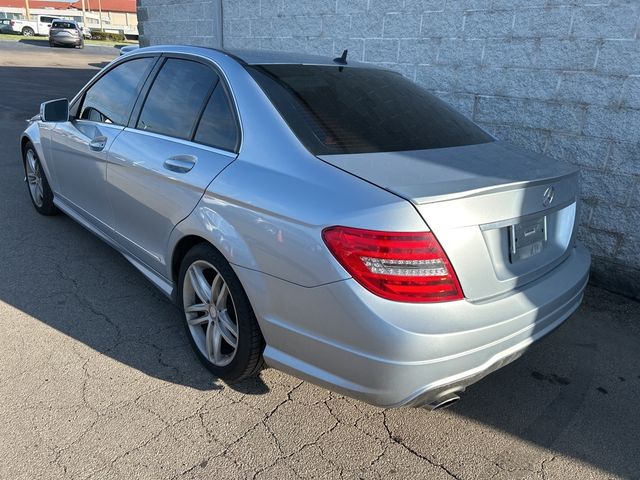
<box><xmin>137</xmin><ymin>0</ymin><xmax>222</xmax><ymax>47</ymax></box>
<box><xmin>140</xmin><ymin>0</ymin><xmax>640</xmax><ymax>298</ymax></box>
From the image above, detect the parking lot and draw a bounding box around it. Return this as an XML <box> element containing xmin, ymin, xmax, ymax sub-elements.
<box><xmin>1</xmin><ymin>41</ymin><xmax>639</xmax><ymax>480</ymax></box>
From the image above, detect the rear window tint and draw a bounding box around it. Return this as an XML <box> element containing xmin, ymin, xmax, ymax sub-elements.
<box><xmin>137</xmin><ymin>59</ymin><xmax>216</xmax><ymax>140</ymax></box>
<box><xmin>194</xmin><ymin>84</ymin><xmax>239</xmax><ymax>152</ymax></box>
<box><xmin>52</xmin><ymin>21</ymin><xmax>76</xmax><ymax>29</ymax></box>
<box><xmin>247</xmin><ymin>65</ymin><xmax>492</xmax><ymax>155</ymax></box>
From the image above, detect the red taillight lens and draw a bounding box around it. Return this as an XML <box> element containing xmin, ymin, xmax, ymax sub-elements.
<box><xmin>322</xmin><ymin>226</ymin><xmax>463</xmax><ymax>303</ymax></box>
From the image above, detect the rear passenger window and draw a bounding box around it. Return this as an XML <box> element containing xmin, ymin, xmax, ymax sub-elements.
<box><xmin>137</xmin><ymin>59</ymin><xmax>216</xmax><ymax>140</ymax></box>
<box><xmin>53</xmin><ymin>21</ymin><xmax>76</xmax><ymax>29</ymax></box>
<box><xmin>80</xmin><ymin>57</ymin><xmax>154</xmax><ymax>126</ymax></box>
<box><xmin>194</xmin><ymin>85</ymin><xmax>239</xmax><ymax>152</ymax></box>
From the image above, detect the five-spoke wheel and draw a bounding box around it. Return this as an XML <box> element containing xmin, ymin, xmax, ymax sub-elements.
<box><xmin>179</xmin><ymin>243</ymin><xmax>264</xmax><ymax>381</ymax></box>
<box><xmin>183</xmin><ymin>260</ymin><xmax>239</xmax><ymax>367</ymax></box>
<box><xmin>25</xmin><ymin>148</ymin><xmax>44</xmax><ymax>208</ymax></box>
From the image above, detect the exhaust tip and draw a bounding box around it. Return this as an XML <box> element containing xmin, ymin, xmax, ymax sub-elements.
<box><xmin>425</xmin><ymin>392</ymin><xmax>461</xmax><ymax>411</ymax></box>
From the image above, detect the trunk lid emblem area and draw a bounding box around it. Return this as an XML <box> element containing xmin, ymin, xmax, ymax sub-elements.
<box><xmin>542</xmin><ymin>186</ymin><xmax>555</xmax><ymax>207</ymax></box>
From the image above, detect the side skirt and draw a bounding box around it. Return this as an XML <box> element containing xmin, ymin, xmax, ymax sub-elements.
<box><xmin>53</xmin><ymin>196</ymin><xmax>175</xmax><ymax>300</ymax></box>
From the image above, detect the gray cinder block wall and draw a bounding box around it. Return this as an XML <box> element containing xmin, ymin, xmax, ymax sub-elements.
<box><xmin>137</xmin><ymin>0</ymin><xmax>222</xmax><ymax>47</ymax></box>
<box><xmin>138</xmin><ymin>0</ymin><xmax>640</xmax><ymax>298</ymax></box>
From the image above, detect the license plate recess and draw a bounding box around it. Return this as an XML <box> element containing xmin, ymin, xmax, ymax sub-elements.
<box><xmin>509</xmin><ymin>216</ymin><xmax>547</xmax><ymax>263</ymax></box>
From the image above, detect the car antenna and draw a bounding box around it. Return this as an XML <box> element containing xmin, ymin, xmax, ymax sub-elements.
<box><xmin>333</xmin><ymin>49</ymin><xmax>348</xmax><ymax>65</ymax></box>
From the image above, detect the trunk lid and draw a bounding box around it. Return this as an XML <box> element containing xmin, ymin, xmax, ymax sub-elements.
<box><xmin>319</xmin><ymin>141</ymin><xmax>580</xmax><ymax>301</ymax></box>
<box><xmin>50</xmin><ymin>22</ymin><xmax>80</xmax><ymax>38</ymax></box>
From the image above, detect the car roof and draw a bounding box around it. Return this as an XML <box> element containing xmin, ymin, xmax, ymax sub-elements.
<box><xmin>132</xmin><ymin>45</ymin><xmax>369</xmax><ymax>68</ymax></box>
<box><xmin>225</xmin><ymin>49</ymin><xmax>357</xmax><ymax>66</ymax></box>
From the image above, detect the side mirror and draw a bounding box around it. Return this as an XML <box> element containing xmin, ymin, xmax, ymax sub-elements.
<box><xmin>40</xmin><ymin>98</ymin><xmax>69</xmax><ymax>123</ymax></box>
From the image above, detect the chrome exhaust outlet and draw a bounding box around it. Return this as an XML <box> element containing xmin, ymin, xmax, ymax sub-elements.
<box><xmin>424</xmin><ymin>392</ymin><xmax>461</xmax><ymax>411</ymax></box>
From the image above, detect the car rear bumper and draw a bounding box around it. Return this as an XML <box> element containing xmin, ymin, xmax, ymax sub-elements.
<box><xmin>51</xmin><ymin>36</ymin><xmax>81</xmax><ymax>45</ymax></box>
<box><xmin>236</xmin><ymin>244</ymin><xmax>590</xmax><ymax>407</ymax></box>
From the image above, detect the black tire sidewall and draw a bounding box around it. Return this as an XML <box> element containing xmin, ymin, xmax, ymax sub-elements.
<box><xmin>177</xmin><ymin>243</ymin><xmax>263</xmax><ymax>382</ymax></box>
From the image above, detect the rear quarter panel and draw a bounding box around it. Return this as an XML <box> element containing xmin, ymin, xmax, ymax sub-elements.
<box><xmin>170</xmin><ymin>156</ymin><xmax>426</xmax><ymax>287</ymax></box>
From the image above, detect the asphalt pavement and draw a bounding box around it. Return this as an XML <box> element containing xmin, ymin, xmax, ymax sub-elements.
<box><xmin>1</xmin><ymin>41</ymin><xmax>639</xmax><ymax>480</ymax></box>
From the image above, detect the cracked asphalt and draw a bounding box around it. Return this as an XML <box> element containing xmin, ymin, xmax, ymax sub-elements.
<box><xmin>1</xmin><ymin>41</ymin><xmax>640</xmax><ymax>480</ymax></box>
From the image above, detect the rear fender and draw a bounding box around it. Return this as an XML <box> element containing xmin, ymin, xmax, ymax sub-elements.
<box><xmin>168</xmin><ymin>191</ymin><xmax>430</xmax><ymax>294</ymax></box>
<box><xmin>167</xmin><ymin>197</ymin><xmax>258</xmax><ymax>283</ymax></box>
<box><xmin>167</xmin><ymin>191</ymin><xmax>349</xmax><ymax>289</ymax></box>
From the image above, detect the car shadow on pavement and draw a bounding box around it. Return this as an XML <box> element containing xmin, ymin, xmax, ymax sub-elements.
<box><xmin>3</xmin><ymin>209</ymin><xmax>271</xmax><ymax>396</ymax></box>
<box><xmin>1</xmin><ymin>63</ymin><xmax>639</xmax><ymax>478</ymax></box>
<box><xmin>432</xmin><ymin>287</ymin><xmax>640</xmax><ymax>478</ymax></box>
<box><xmin>18</xmin><ymin>39</ymin><xmax>51</xmax><ymax>47</ymax></box>
<box><xmin>0</xmin><ymin>65</ymin><xmax>271</xmax><ymax>398</ymax></box>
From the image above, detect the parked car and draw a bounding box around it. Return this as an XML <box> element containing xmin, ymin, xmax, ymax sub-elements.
<box><xmin>0</xmin><ymin>18</ymin><xmax>12</xmax><ymax>33</ymax></box>
<box><xmin>5</xmin><ymin>15</ymin><xmax>58</xmax><ymax>36</ymax></box>
<box><xmin>49</xmin><ymin>19</ymin><xmax>84</xmax><ymax>48</ymax></box>
<box><xmin>20</xmin><ymin>46</ymin><xmax>590</xmax><ymax>409</ymax></box>
<box><xmin>1</xmin><ymin>18</ymin><xmax>17</xmax><ymax>34</ymax></box>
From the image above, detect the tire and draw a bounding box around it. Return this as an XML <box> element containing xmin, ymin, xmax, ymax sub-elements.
<box><xmin>49</xmin><ymin>39</ymin><xmax>55</xmax><ymax>47</ymax></box>
<box><xmin>22</xmin><ymin>142</ymin><xmax>58</xmax><ymax>216</ymax></box>
<box><xmin>178</xmin><ymin>243</ymin><xmax>264</xmax><ymax>382</ymax></box>
<box><xmin>22</xmin><ymin>27</ymin><xmax>34</xmax><ymax>36</ymax></box>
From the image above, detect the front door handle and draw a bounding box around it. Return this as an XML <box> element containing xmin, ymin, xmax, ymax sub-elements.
<box><xmin>163</xmin><ymin>155</ymin><xmax>197</xmax><ymax>173</ymax></box>
<box><xmin>89</xmin><ymin>135</ymin><xmax>107</xmax><ymax>151</ymax></box>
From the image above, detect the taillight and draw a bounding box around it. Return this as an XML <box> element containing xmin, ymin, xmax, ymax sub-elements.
<box><xmin>10</xmin><ymin>20</ymin><xmax>15</xmax><ymax>25</ymax></box>
<box><xmin>322</xmin><ymin>226</ymin><xmax>463</xmax><ymax>303</ymax></box>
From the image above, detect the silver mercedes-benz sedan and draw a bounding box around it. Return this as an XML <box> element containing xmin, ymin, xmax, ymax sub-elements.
<box><xmin>20</xmin><ymin>45</ymin><xmax>590</xmax><ymax>409</ymax></box>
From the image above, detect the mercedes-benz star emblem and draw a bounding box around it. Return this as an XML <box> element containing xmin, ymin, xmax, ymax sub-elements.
<box><xmin>542</xmin><ymin>186</ymin><xmax>555</xmax><ymax>207</ymax></box>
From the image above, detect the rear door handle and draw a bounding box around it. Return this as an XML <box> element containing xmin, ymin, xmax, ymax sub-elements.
<box><xmin>89</xmin><ymin>135</ymin><xmax>107</xmax><ymax>151</ymax></box>
<box><xmin>163</xmin><ymin>155</ymin><xmax>197</xmax><ymax>173</ymax></box>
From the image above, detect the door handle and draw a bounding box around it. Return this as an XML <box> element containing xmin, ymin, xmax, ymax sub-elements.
<box><xmin>89</xmin><ymin>135</ymin><xmax>107</xmax><ymax>151</ymax></box>
<box><xmin>163</xmin><ymin>155</ymin><xmax>197</xmax><ymax>173</ymax></box>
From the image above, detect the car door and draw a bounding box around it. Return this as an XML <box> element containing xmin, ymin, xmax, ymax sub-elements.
<box><xmin>38</xmin><ymin>16</ymin><xmax>55</xmax><ymax>35</ymax></box>
<box><xmin>106</xmin><ymin>56</ymin><xmax>240</xmax><ymax>274</ymax></box>
<box><xmin>50</xmin><ymin>56</ymin><xmax>157</xmax><ymax>233</ymax></box>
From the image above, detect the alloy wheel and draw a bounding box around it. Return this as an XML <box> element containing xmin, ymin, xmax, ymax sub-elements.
<box><xmin>182</xmin><ymin>260</ymin><xmax>239</xmax><ymax>367</ymax></box>
<box><xmin>25</xmin><ymin>149</ymin><xmax>44</xmax><ymax>208</ymax></box>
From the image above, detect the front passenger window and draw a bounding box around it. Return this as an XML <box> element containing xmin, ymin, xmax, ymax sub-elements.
<box><xmin>79</xmin><ymin>57</ymin><xmax>154</xmax><ymax>126</ymax></box>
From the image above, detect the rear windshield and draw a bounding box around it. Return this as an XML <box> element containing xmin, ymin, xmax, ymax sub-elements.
<box><xmin>52</xmin><ymin>21</ymin><xmax>76</xmax><ymax>29</ymax></box>
<box><xmin>247</xmin><ymin>64</ymin><xmax>492</xmax><ymax>155</ymax></box>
